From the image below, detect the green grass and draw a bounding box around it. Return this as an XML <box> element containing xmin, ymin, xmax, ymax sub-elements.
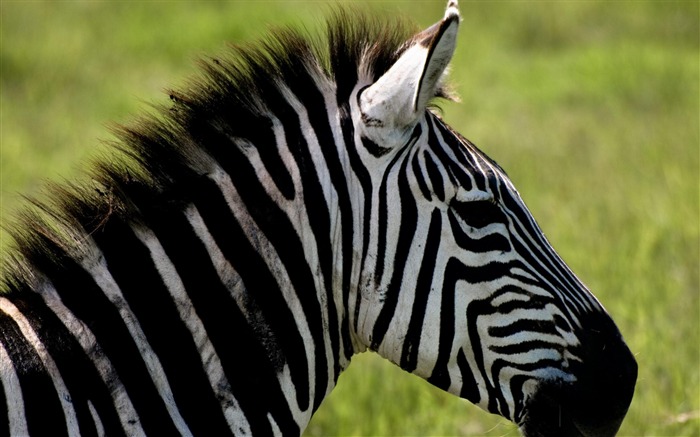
<box><xmin>2</xmin><ymin>1</ymin><xmax>698</xmax><ymax>436</ymax></box>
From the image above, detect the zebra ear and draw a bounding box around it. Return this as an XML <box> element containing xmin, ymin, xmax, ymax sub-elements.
<box><xmin>359</xmin><ymin>1</ymin><xmax>460</xmax><ymax>148</ymax></box>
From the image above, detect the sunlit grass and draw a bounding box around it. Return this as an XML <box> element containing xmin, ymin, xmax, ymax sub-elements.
<box><xmin>2</xmin><ymin>1</ymin><xmax>698</xmax><ymax>436</ymax></box>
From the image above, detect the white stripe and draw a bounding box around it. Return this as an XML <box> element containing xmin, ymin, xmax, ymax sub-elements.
<box><xmin>0</xmin><ymin>297</ymin><xmax>81</xmax><ymax>435</ymax></box>
<box><xmin>83</xmin><ymin>255</ymin><xmax>193</xmax><ymax>437</ymax></box>
<box><xmin>131</xmin><ymin>222</ymin><xmax>251</xmax><ymax>435</ymax></box>
<box><xmin>278</xmin><ymin>85</ymin><xmax>342</xmax><ymax>396</ymax></box>
<box><xmin>206</xmin><ymin>165</ymin><xmax>315</xmax><ymax>424</ymax></box>
<box><xmin>268</xmin><ymin>413</ymin><xmax>283</xmax><ymax>437</ymax></box>
<box><xmin>374</xmin><ymin>165</ymin><xmax>430</xmax><ymax>361</ymax></box>
<box><xmin>37</xmin><ymin>280</ymin><xmax>145</xmax><ymax>436</ymax></box>
<box><xmin>0</xmin><ymin>339</ymin><xmax>29</xmax><ymax>435</ymax></box>
<box><xmin>87</xmin><ymin>400</ymin><xmax>105</xmax><ymax>437</ymax></box>
<box><xmin>428</xmin><ymin>117</ymin><xmax>477</xmax><ymax>189</ymax></box>
<box><xmin>416</xmin><ymin>252</ymin><xmax>447</xmax><ymax>380</ymax></box>
<box><xmin>185</xmin><ymin>204</ymin><xmax>308</xmax><ymax>428</ymax></box>
<box><xmin>315</xmin><ymin>75</ymin><xmax>358</xmax><ymax>371</ymax></box>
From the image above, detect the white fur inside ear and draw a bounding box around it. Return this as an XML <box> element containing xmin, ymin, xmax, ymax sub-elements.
<box><xmin>357</xmin><ymin>4</ymin><xmax>460</xmax><ymax>152</ymax></box>
<box><xmin>360</xmin><ymin>44</ymin><xmax>431</xmax><ymax>129</ymax></box>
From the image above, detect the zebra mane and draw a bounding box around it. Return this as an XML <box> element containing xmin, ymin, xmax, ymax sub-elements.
<box><xmin>1</xmin><ymin>10</ymin><xmax>431</xmax><ymax>294</ymax></box>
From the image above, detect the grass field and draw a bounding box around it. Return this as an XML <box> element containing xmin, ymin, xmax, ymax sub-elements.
<box><xmin>2</xmin><ymin>1</ymin><xmax>698</xmax><ymax>436</ymax></box>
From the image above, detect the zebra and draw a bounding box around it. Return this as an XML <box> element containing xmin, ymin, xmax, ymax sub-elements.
<box><xmin>0</xmin><ymin>1</ymin><xmax>637</xmax><ymax>436</ymax></box>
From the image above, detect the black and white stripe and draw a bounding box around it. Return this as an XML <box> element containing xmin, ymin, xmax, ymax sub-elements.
<box><xmin>1</xmin><ymin>1</ymin><xmax>636</xmax><ymax>436</ymax></box>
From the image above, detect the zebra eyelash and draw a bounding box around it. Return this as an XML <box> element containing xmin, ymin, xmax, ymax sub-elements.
<box><xmin>449</xmin><ymin>198</ymin><xmax>503</xmax><ymax>229</ymax></box>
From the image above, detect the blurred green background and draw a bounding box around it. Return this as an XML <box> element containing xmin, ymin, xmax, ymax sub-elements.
<box><xmin>1</xmin><ymin>1</ymin><xmax>698</xmax><ymax>436</ymax></box>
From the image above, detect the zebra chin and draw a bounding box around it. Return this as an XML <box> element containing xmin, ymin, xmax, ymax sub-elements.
<box><xmin>518</xmin><ymin>312</ymin><xmax>638</xmax><ymax>437</ymax></box>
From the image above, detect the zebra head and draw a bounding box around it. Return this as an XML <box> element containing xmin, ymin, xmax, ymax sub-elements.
<box><xmin>350</xmin><ymin>2</ymin><xmax>637</xmax><ymax>435</ymax></box>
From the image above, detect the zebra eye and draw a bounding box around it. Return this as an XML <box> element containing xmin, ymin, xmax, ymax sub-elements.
<box><xmin>450</xmin><ymin>199</ymin><xmax>503</xmax><ymax>229</ymax></box>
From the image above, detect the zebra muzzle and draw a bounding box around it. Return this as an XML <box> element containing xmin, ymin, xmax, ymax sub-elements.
<box><xmin>520</xmin><ymin>312</ymin><xmax>638</xmax><ymax>437</ymax></box>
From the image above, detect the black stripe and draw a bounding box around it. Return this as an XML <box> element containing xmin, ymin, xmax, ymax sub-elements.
<box><xmin>294</xmin><ymin>82</ymin><xmax>357</xmax><ymax>378</ymax></box>
<box><xmin>24</xmin><ymin>234</ymin><xmax>180</xmax><ymax>436</ymax></box>
<box><xmin>507</xmin><ymin>235</ymin><xmax>584</xmax><ymax>321</ymax></box>
<box><xmin>374</xmin><ymin>164</ymin><xmax>390</xmax><ymax>285</ymax></box>
<box><xmin>426</xmin><ymin>257</ymin><xmax>458</xmax><ymax>391</ymax></box>
<box><xmin>489</xmin><ymin>356</ymin><xmax>512</xmax><ymax>419</ymax></box>
<box><xmin>457</xmin><ymin>348</ymin><xmax>480</xmax><ymax>404</ymax></box>
<box><xmin>492</xmin><ymin>357</ymin><xmax>566</xmax><ymax>376</ymax></box>
<box><xmin>400</xmin><ymin>208</ymin><xmax>441</xmax><ymax>372</ymax></box>
<box><xmin>509</xmin><ymin>374</ymin><xmax>531</xmax><ymax>422</ymax></box>
<box><xmin>229</xmin><ymin>70</ymin><xmax>333</xmax><ymax>410</ymax></box>
<box><xmin>411</xmin><ymin>155</ymin><xmax>432</xmax><ymax>201</ymax></box>
<box><xmin>11</xmin><ymin>292</ymin><xmax>125</xmax><ymax>436</ymax></box>
<box><xmin>488</xmin><ymin>318</ymin><xmax>561</xmax><ymax>339</ymax></box>
<box><xmin>139</xmin><ymin>184</ymin><xmax>299</xmax><ymax>433</ymax></box>
<box><xmin>371</xmin><ymin>153</ymin><xmax>418</xmax><ymax>350</ymax></box>
<box><xmin>481</xmin><ymin>285</ymin><xmax>552</xmax><ymax>316</ymax></box>
<box><xmin>375</xmin><ymin>125</ymin><xmax>421</xmax><ymax>286</ymax></box>
<box><xmin>0</xmin><ymin>308</ymin><xmax>68</xmax><ymax>437</ymax></box>
<box><xmin>447</xmin><ymin>211</ymin><xmax>511</xmax><ymax>253</ymax></box>
<box><xmin>338</xmin><ymin>100</ymin><xmax>373</xmax><ymax>337</ymax></box>
<box><xmin>188</xmin><ymin>113</ymin><xmax>320</xmax><ymax>413</ymax></box>
<box><xmin>190</xmin><ymin>176</ymin><xmax>302</xmax><ymax>434</ymax></box>
<box><xmin>281</xmin><ymin>87</ymin><xmax>342</xmax><ymax>404</ymax></box>
<box><xmin>554</xmin><ymin>314</ymin><xmax>574</xmax><ymax>335</ymax></box>
<box><xmin>306</xmin><ymin>104</ymin><xmax>355</xmax><ymax>368</ymax></box>
<box><xmin>247</xmin><ymin>116</ymin><xmax>296</xmax><ymax>201</ymax></box>
<box><xmin>464</xmin><ymin>294</ymin><xmax>503</xmax><ymax>416</ymax></box>
<box><xmin>498</xmin><ymin>186</ymin><xmax>589</xmax><ymax>315</ymax></box>
<box><xmin>94</xmin><ymin>214</ymin><xmax>232</xmax><ymax>436</ymax></box>
<box><xmin>454</xmin><ymin>259</ymin><xmax>517</xmax><ymax>285</ymax></box>
<box><xmin>431</xmin><ymin>117</ymin><xmax>483</xmax><ymax>191</ymax></box>
<box><xmin>499</xmin><ymin>195</ymin><xmax>585</xmax><ymax>320</ymax></box>
<box><xmin>428</xmin><ymin>118</ymin><xmax>474</xmax><ymax>191</ymax></box>
<box><xmin>489</xmin><ymin>340</ymin><xmax>562</xmax><ymax>356</ymax></box>
<box><xmin>238</xmin><ymin>102</ymin><xmax>330</xmax><ymax>411</ymax></box>
<box><xmin>423</xmin><ymin>151</ymin><xmax>445</xmax><ymax>202</ymax></box>
<box><xmin>361</xmin><ymin>136</ymin><xmax>393</xmax><ymax>157</ymax></box>
<box><xmin>466</xmin><ymin>282</ymin><xmax>561</xmax><ymax>418</ymax></box>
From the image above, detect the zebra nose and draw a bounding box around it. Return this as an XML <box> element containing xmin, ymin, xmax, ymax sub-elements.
<box><xmin>521</xmin><ymin>313</ymin><xmax>637</xmax><ymax>437</ymax></box>
<box><xmin>567</xmin><ymin>313</ymin><xmax>637</xmax><ymax>437</ymax></box>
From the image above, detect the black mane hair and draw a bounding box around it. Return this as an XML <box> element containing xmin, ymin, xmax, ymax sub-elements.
<box><xmin>1</xmin><ymin>10</ymin><xmax>420</xmax><ymax>294</ymax></box>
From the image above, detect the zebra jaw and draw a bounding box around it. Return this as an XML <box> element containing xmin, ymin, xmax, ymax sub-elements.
<box><xmin>358</xmin><ymin>0</ymin><xmax>460</xmax><ymax>150</ymax></box>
